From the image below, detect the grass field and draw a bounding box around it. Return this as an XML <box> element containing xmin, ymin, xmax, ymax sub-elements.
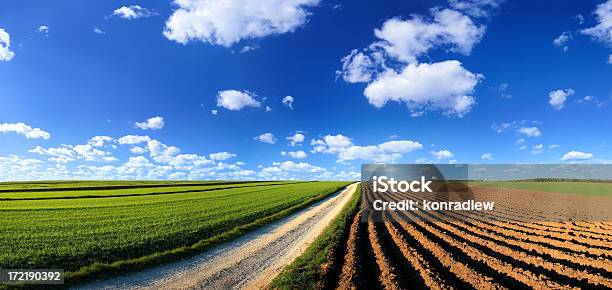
<box><xmin>0</xmin><ymin>180</ymin><xmax>350</xmax><ymax>285</ymax></box>
<box><xmin>472</xmin><ymin>181</ymin><xmax>612</xmax><ymax>196</ymax></box>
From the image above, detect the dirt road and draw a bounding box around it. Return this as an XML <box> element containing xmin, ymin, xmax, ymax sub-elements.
<box><xmin>77</xmin><ymin>183</ymin><xmax>358</xmax><ymax>290</ymax></box>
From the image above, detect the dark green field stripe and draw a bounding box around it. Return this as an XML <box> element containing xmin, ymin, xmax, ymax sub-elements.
<box><xmin>0</xmin><ymin>180</ymin><xmax>273</xmax><ymax>193</ymax></box>
<box><xmin>0</xmin><ymin>181</ymin><xmax>310</xmax><ymax>201</ymax></box>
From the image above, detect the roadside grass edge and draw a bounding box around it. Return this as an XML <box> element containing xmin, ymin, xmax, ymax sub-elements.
<box><xmin>269</xmin><ymin>182</ymin><xmax>362</xmax><ymax>290</ymax></box>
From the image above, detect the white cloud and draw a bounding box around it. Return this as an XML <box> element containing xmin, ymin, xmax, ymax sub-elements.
<box><xmin>113</xmin><ymin>5</ymin><xmax>154</xmax><ymax>19</ymax></box>
<box><xmin>553</xmin><ymin>31</ymin><xmax>571</xmax><ymax>51</ymax></box>
<box><xmin>130</xmin><ymin>146</ymin><xmax>147</xmax><ymax>154</ymax></box>
<box><xmin>364</xmin><ymin>61</ymin><xmax>482</xmax><ymax>117</ymax></box>
<box><xmin>30</xmin><ymin>142</ymin><xmax>117</xmax><ymax>163</ymax></box>
<box><xmin>287</xmin><ymin>133</ymin><xmax>305</xmax><ymax>146</ymax></box>
<box><xmin>338</xmin><ymin>50</ymin><xmax>375</xmax><ymax>83</ymax></box>
<box><xmin>0</xmin><ymin>123</ymin><xmax>50</xmax><ymax>139</ymax></box>
<box><xmin>37</xmin><ymin>25</ymin><xmax>49</xmax><ymax>34</ymax></box>
<box><xmin>311</xmin><ymin>134</ymin><xmax>353</xmax><ymax>153</ymax></box>
<box><xmin>134</xmin><ymin>116</ymin><xmax>165</xmax><ymax>130</ymax></box>
<box><xmin>531</xmin><ymin>144</ymin><xmax>544</xmax><ymax>154</ymax></box>
<box><xmin>608</xmin><ymin>54</ymin><xmax>612</xmax><ymax>64</ymax></box>
<box><xmin>372</xmin><ymin>9</ymin><xmax>485</xmax><ymax>64</ymax></box>
<box><xmin>581</xmin><ymin>0</ymin><xmax>612</xmax><ymax>45</ymax></box>
<box><xmin>0</xmin><ymin>28</ymin><xmax>15</xmax><ymax>61</ymax></box>
<box><xmin>0</xmin><ymin>155</ymin><xmax>44</xmax><ymax>180</ymax></box>
<box><xmin>211</xmin><ymin>109</ymin><xmax>218</xmax><ymax>115</ymax></box>
<box><xmin>266</xmin><ymin>160</ymin><xmax>325</xmax><ymax>173</ymax></box>
<box><xmin>430</xmin><ymin>149</ymin><xmax>454</xmax><ymax>160</ymax></box>
<box><xmin>117</xmin><ymin>135</ymin><xmax>151</xmax><ymax>145</ymax></box>
<box><xmin>217</xmin><ymin>90</ymin><xmax>261</xmax><ymax>111</ymax></box>
<box><xmin>548</xmin><ymin>89</ymin><xmax>574</xmax><ymax>110</ymax></box>
<box><xmin>448</xmin><ymin>0</ymin><xmax>503</xmax><ymax>18</ymax></box>
<box><xmin>254</xmin><ymin>133</ymin><xmax>276</xmax><ymax>144</ymax></box>
<box><xmin>93</xmin><ymin>27</ymin><xmax>106</xmax><ymax>34</ymax></box>
<box><xmin>29</xmin><ymin>146</ymin><xmax>76</xmax><ymax>163</ymax></box>
<box><xmin>88</xmin><ymin>136</ymin><xmax>114</xmax><ymax>147</ymax></box>
<box><xmin>338</xmin><ymin>5</ymin><xmax>488</xmax><ymax>118</ymax></box>
<box><xmin>518</xmin><ymin>145</ymin><xmax>527</xmax><ymax>150</ymax></box>
<box><xmin>561</xmin><ymin>151</ymin><xmax>593</xmax><ymax>161</ymax></box>
<box><xmin>311</xmin><ymin>134</ymin><xmax>422</xmax><ymax>163</ymax></box>
<box><xmin>209</xmin><ymin>152</ymin><xmax>237</xmax><ymax>161</ymax></box>
<box><xmin>575</xmin><ymin>95</ymin><xmax>604</xmax><ymax>107</ymax></box>
<box><xmin>481</xmin><ymin>153</ymin><xmax>493</xmax><ymax>160</ymax></box>
<box><xmin>548</xmin><ymin>144</ymin><xmax>560</xmax><ymax>149</ymax></box>
<box><xmin>163</xmin><ymin>0</ymin><xmax>320</xmax><ymax>47</ymax></box>
<box><xmin>265</xmin><ymin>106</ymin><xmax>272</xmax><ymax>112</ymax></box>
<box><xmin>281</xmin><ymin>150</ymin><xmax>307</xmax><ymax>159</ymax></box>
<box><xmin>516</xmin><ymin>138</ymin><xmax>525</xmax><ymax>145</ymax></box>
<box><xmin>517</xmin><ymin>126</ymin><xmax>541</xmax><ymax>137</ymax></box>
<box><xmin>282</xmin><ymin>96</ymin><xmax>294</xmax><ymax>109</ymax></box>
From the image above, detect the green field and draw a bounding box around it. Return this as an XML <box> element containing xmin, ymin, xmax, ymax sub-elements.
<box><xmin>472</xmin><ymin>181</ymin><xmax>612</xmax><ymax>196</ymax></box>
<box><xmin>0</xmin><ymin>180</ymin><xmax>350</xmax><ymax>284</ymax></box>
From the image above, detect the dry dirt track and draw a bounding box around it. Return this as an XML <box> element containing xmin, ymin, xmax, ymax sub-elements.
<box><xmin>76</xmin><ymin>183</ymin><xmax>357</xmax><ymax>290</ymax></box>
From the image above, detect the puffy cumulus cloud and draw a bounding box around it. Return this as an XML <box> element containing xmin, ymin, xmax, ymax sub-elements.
<box><xmin>553</xmin><ymin>31</ymin><xmax>572</xmax><ymax>51</ymax></box>
<box><xmin>30</xmin><ymin>142</ymin><xmax>117</xmax><ymax>163</ymax></box>
<box><xmin>448</xmin><ymin>0</ymin><xmax>504</xmax><ymax>18</ymax></box>
<box><xmin>88</xmin><ymin>136</ymin><xmax>114</xmax><ymax>147</ymax></box>
<box><xmin>338</xmin><ymin>4</ymin><xmax>491</xmax><ymax>118</ymax></box>
<box><xmin>311</xmin><ymin>134</ymin><xmax>353</xmax><ymax>153</ymax></box>
<box><xmin>281</xmin><ymin>150</ymin><xmax>307</xmax><ymax>159</ymax></box>
<box><xmin>282</xmin><ymin>96</ymin><xmax>295</xmax><ymax>109</ymax></box>
<box><xmin>311</xmin><ymin>134</ymin><xmax>422</xmax><ymax>163</ymax></box>
<box><xmin>548</xmin><ymin>89</ymin><xmax>574</xmax><ymax>110</ymax></box>
<box><xmin>287</xmin><ymin>133</ymin><xmax>305</xmax><ymax>146</ymax></box>
<box><xmin>0</xmin><ymin>28</ymin><xmax>15</xmax><ymax>61</ymax></box>
<box><xmin>531</xmin><ymin>144</ymin><xmax>544</xmax><ymax>155</ymax></box>
<box><xmin>163</xmin><ymin>0</ymin><xmax>320</xmax><ymax>47</ymax></box>
<box><xmin>113</xmin><ymin>5</ymin><xmax>155</xmax><ymax>19</ymax></box>
<box><xmin>29</xmin><ymin>146</ymin><xmax>76</xmax><ymax>163</ymax></box>
<box><xmin>430</xmin><ymin>149</ymin><xmax>454</xmax><ymax>160</ymax></box>
<box><xmin>217</xmin><ymin>90</ymin><xmax>261</xmax><ymax>111</ymax></box>
<box><xmin>117</xmin><ymin>135</ymin><xmax>152</xmax><ymax>145</ymax></box>
<box><xmin>134</xmin><ymin>116</ymin><xmax>165</xmax><ymax>130</ymax></box>
<box><xmin>254</xmin><ymin>133</ymin><xmax>276</xmax><ymax>144</ymax></box>
<box><xmin>517</xmin><ymin>126</ymin><xmax>541</xmax><ymax>137</ymax></box>
<box><xmin>364</xmin><ymin>61</ymin><xmax>482</xmax><ymax>117</ymax></box>
<box><xmin>581</xmin><ymin>0</ymin><xmax>612</xmax><ymax>45</ymax></box>
<box><xmin>37</xmin><ymin>25</ymin><xmax>49</xmax><ymax>34</ymax></box>
<box><xmin>0</xmin><ymin>123</ymin><xmax>50</xmax><ymax>139</ymax></box>
<box><xmin>481</xmin><ymin>153</ymin><xmax>493</xmax><ymax>160</ymax></box>
<box><xmin>0</xmin><ymin>155</ymin><xmax>44</xmax><ymax>181</ymax></box>
<box><xmin>561</xmin><ymin>151</ymin><xmax>593</xmax><ymax>161</ymax></box>
<box><xmin>372</xmin><ymin>9</ymin><xmax>485</xmax><ymax>64</ymax></box>
<box><xmin>337</xmin><ymin>50</ymin><xmax>375</xmax><ymax>83</ymax></box>
<box><xmin>265</xmin><ymin>161</ymin><xmax>325</xmax><ymax>173</ymax></box>
<box><xmin>209</xmin><ymin>152</ymin><xmax>237</xmax><ymax>161</ymax></box>
<box><xmin>130</xmin><ymin>146</ymin><xmax>147</xmax><ymax>154</ymax></box>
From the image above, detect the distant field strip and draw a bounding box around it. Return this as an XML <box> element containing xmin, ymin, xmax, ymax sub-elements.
<box><xmin>0</xmin><ymin>181</ymin><xmax>349</xmax><ymax>284</ymax></box>
<box><xmin>0</xmin><ymin>181</ymin><xmax>302</xmax><ymax>200</ymax></box>
<box><xmin>472</xmin><ymin>181</ymin><xmax>612</xmax><ymax>196</ymax></box>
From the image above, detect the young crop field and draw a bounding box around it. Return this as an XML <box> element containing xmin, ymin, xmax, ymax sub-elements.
<box><xmin>316</xmin><ymin>183</ymin><xmax>612</xmax><ymax>289</ymax></box>
<box><xmin>0</xmin><ymin>180</ymin><xmax>350</xmax><ymax>285</ymax></box>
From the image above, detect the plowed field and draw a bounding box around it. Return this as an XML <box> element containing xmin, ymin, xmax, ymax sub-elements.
<box><xmin>321</xmin><ymin>184</ymin><xmax>612</xmax><ymax>289</ymax></box>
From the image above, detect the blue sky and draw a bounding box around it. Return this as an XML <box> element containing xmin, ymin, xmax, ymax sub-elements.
<box><xmin>0</xmin><ymin>0</ymin><xmax>611</xmax><ymax>181</ymax></box>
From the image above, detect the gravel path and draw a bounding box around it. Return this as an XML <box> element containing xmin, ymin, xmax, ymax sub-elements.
<box><xmin>76</xmin><ymin>183</ymin><xmax>358</xmax><ymax>290</ymax></box>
